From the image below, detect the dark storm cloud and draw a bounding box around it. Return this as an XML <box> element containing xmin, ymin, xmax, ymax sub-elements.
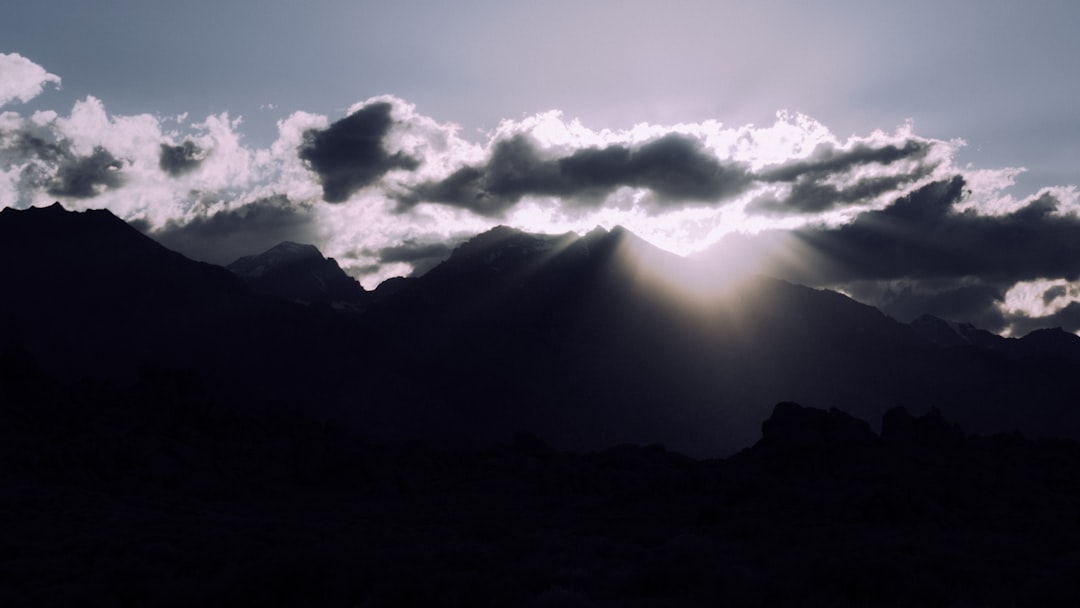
<box><xmin>400</xmin><ymin>133</ymin><xmax>753</xmax><ymax>216</ymax></box>
<box><xmin>11</xmin><ymin>133</ymin><xmax>67</xmax><ymax>163</ymax></box>
<box><xmin>760</xmin><ymin>140</ymin><xmax>932</xmax><ymax>183</ymax></box>
<box><xmin>628</xmin><ymin>133</ymin><xmax>754</xmax><ymax>204</ymax></box>
<box><xmin>784</xmin><ymin>178</ymin><xmax>1080</xmax><ymax>285</ymax></box>
<box><xmin>404</xmin><ymin>133</ymin><xmax>937</xmax><ymax>217</ymax></box>
<box><xmin>47</xmin><ymin>146</ymin><xmax>124</xmax><ymax>198</ymax></box>
<box><xmin>145</xmin><ymin>195</ymin><xmax>318</xmax><ymax>265</ymax></box>
<box><xmin>749</xmin><ymin>140</ymin><xmax>937</xmax><ymax>215</ymax></box>
<box><xmin>4</xmin><ymin>132</ymin><xmax>125</xmax><ymax>199</ymax></box>
<box><xmin>369</xmin><ymin>239</ymin><xmax>457</xmax><ymax>276</ymax></box>
<box><xmin>159</xmin><ymin>140</ymin><xmax>205</xmax><ymax>177</ymax></box>
<box><xmin>749</xmin><ymin>168</ymin><xmax>937</xmax><ymax>215</ymax></box>
<box><xmin>704</xmin><ymin>177</ymin><xmax>1080</xmax><ymax>332</ymax></box>
<box><xmin>298</xmin><ymin>102</ymin><xmax>420</xmax><ymax>203</ymax></box>
<box><xmin>1042</xmin><ymin>284</ymin><xmax>1068</xmax><ymax>305</ymax></box>
<box><xmin>5</xmin><ymin>134</ymin><xmax>66</xmax><ymax>197</ymax></box>
<box><xmin>376</xmin><ymin>240</ymin><xmax>454</xmax><ymax>265</ymax></box>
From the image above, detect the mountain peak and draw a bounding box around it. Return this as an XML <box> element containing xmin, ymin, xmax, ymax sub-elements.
<box><xmin>910</xmin><ymin>314</ymin><xmax>972</xmax><ymax>347</ymax></box>
<box><xmin>1024</xmin><ymin>326</ymin><xmax>1068</xmax><ymax>336</ymax></box>
<box><xmin>227</xmin><ymin>241</ymin><xmax>367</xmax><ymax>305</ymax></box>
<box><xmin>0</xmin><ymin>201</ymin><xmax>176</xmax><ymax>262</ymax></box>
<box><xmin>267</xmin><ymin>240</ymin><xmax>322</xmax><ymax>257</ymax></box>
<box><xmin>445</xmin><ymin>225</ymin><xmax>578</xmax><ymax>269</ymax></box>
<box><xmin>228</xmin><ymin>241</ymin><xmax>324</xmax><ymax>278</ymax></box>
<box><xmin>2</xmin><ymin>201</ymin><xmax>116</xmax><ymax>220</ymax></box>
<box><xmin>2</xmin><ymin>201</ymin><xmax>66</xmax><ymax>215</ymax></box>
<box><xmin>584</xmin><ymin>224</ymin><xmax>611</xmax><ymax>238</ymax></box>
<box><xmin>909</xmin><ymin>313</ymin><xmax>1008</xmax><ymax>349</ymax></box>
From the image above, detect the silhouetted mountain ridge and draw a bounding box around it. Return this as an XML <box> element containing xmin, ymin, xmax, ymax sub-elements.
<box><xmin>911</xmin><ymin>312</ymin><xmax>1080</xmax><ymax>364</ymax></box>
<box><xmin>229</xmin><ymin>240</ymin><xmax>322</xmax><ymax>277</ymax></box>
<box><xmin>6</xmin><ymin>204</ymin><xmax>1080</xmax><ymax>606</ymax></box>
<box><xmin>0</xmin><ymin>203</ymin><xmax>399</xmax><ymax>421</ymax></box>
<box><xmin>3</xmin><ymin>203</ymin><xmax>1080</xmax><ymax>457</ymax></box>
<box><xmin>361</xmin><ymin>222</ymin><xmax>1080</xmax><ymax>454</ymax></box>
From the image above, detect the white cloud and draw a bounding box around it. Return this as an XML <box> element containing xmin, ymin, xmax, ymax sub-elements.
<box><xmin>0</xmin><ymin>75</ymin><xmax>1068</xmax><ymax>298</ymax></box>
<box><xmin>379</xmin><ymin>96</ymin><xmax>485</xmax><ymax>183</ymax></box>
<box><xmin>999</xmin><ymin>278</ymin><xmax>1080</xmax><ymax>336</ymax></box>
<box><xmin>0</xmin><ymin>53</ymin><xmax>61</xmax><ymax>108</ymax></box>
<box><xmin>1003</xmin><ymin>279</ymin><xmax>1080</xmax><ymax>318</ymax></box>
<box><xmin>0</xmin><ymin>165</ymin><xmax>19</xmax><ymax>205</ymax></box>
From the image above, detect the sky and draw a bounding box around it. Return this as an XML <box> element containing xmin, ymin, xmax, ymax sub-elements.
<box><xmin>2</xmin><ymin>0</ymin><xmax>1079</xmax><ymax>335</ymax></box>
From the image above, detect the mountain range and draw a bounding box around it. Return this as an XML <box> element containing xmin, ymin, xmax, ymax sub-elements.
<box><xmin>3</xmin><ymin>202</ymin><xmax>1080</xmax><ymax>457</ymax></box>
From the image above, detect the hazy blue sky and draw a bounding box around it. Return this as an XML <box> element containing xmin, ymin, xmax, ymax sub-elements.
<box><xmin>5</xmin><ymin>0</ymin><xmax>1078</xmax><ymax>186</ymax></box>
<box><xmin>3</xmin><ymin>1</ymin><xmax>1080</xmax><ymax>334</ymax></box>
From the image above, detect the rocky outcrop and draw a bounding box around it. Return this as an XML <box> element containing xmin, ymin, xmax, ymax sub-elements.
<box><xmin>882</xmin><ymin>405</ymin><xmax>965</xmax><ymax>446</ymax></box>
<box><xmin>759</xmin><ymin>401</ymin><xmax>878</xmax><ymax>450</ymax></box>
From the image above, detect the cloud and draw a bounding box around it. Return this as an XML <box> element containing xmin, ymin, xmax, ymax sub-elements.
<box><xmin>370</xmin><ymin>238</ymin><xmax>457</xmax><ymax>277</ymax></box>
<box><xmin>0</xmin><ymin>93</ymin><xmax>274</xmax><ymax>225</ymax></box>
<box><xmin>298</xmin><ymin>101</ymin><xmax>420</xmax><ymax>203</ymax></box>
<box><xmin>159</xmin><ymin>140</ymin><xmax>206</xmax><ymax>177</ymax></box>
<box><xmin>400</xmin><ymin>122</ymin><xmax>951</xmax><ymax>223</ymax></box>
<box><xmin>759</xmin><ymin>140</ymin><xmax>932</xmax><ymax>183</ymax></box>
<box><xmin>9</xmin><ymin>132</ymin><xmax>66</xmax><ymax>163</ymax></box>
<box><xmin>3</xmin><ymin>61</ymin><xmax>1078</xmax><ymax>335</ymax></box>
<box><xmin>1042</xmin><ymin>284</ymin><xmax>1068</xmax><ymax>306</ymax></box>
<box><xmin>143</xmin><ymin>195</ymin><xmax>318</xmax><ymax>265</ymax></box>
<box><xmin>400</xmin><ymin>132</ymin><xmax>754</xmax><ymax>216</ymax></box>
<box><xmin>47</xmin><ymin>146</ymin><xmax>125</xmax><ymax>198</ymax></box>
<box><xmin>745</xmin><ymin>172</ymin><xmax>925</xmax><ymax>217</ymax></box>
<box><xmin>618</xmin><ymin>133</ymin><xmax>755</xmax><ymax>206</ymax></box>
<box><xmin>790</xmin><ymin>178</ymin><xmax>1080</xmax><ymax>284</ymax></box>
<box><xmin>751</xmin><ymin>141</ymin><xmax>937</xmax><ymax>215</ymax></box>
<box><xmin>991</xmin><ymin>279</ymin><xmax>1080</xmax><ymax>336</ymax></box>
<box><xmin>0</xmin><ymin>53</ymin><xmax>61</xmax><ymax>107</ymax></box>
<box><xmin>704</xmin><ymin>177</ymin><xmax>1080</xmax><ymax>334</ymax></box>
<box><xmin>749</xmin><ymin>139</ymin><xmax>939</xmax><ymax>215</ymax></box>
<box><xmin>1</xmin><ymin>128</ymin><xmax>125</xmax><ymax>200</ymax></box>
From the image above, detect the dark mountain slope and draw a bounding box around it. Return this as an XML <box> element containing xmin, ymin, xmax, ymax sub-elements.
<box><xmin>5</xmin><ymin>208</ymin><xmax>1080</xmax><ymax>604</ymax></box>
<box><xmin>4</xmin><ymin>351</ymin><xmax>1080</xmax><ymax>606</ymax></box>
<box><xmin>365</xmin><ymin>224</ymin><xmax>1080</xmax><ymax>455</ymax></box>
<box><xmin>0</xmin><ymin>203</ymin><xmax>394</xmax><ymax>419</ymax></box>
<box><xmin>911</xmin><ymin>312</ymin><xmax>1080</xmax><ymax>364</ymax></box>
<box><xmin>4</xmin><ymin>204</ymin><xmax>1079</xmax><ymax>456</ymax></box>
<box><xmin>910</xmin><ymin>313</ymin><xmax>982</xmax><ymax>347</ymax></box>
<box><xmin>1014</xmin><ymin>326</ymin><xmax>1080</xmax><ymax>363</ymax></box>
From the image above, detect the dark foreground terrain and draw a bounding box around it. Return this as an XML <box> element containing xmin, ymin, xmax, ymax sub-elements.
<box><xmin>3</xmin><ymin>348</ymin><xmax>1080</xmax><ymax>607</ymax></box>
